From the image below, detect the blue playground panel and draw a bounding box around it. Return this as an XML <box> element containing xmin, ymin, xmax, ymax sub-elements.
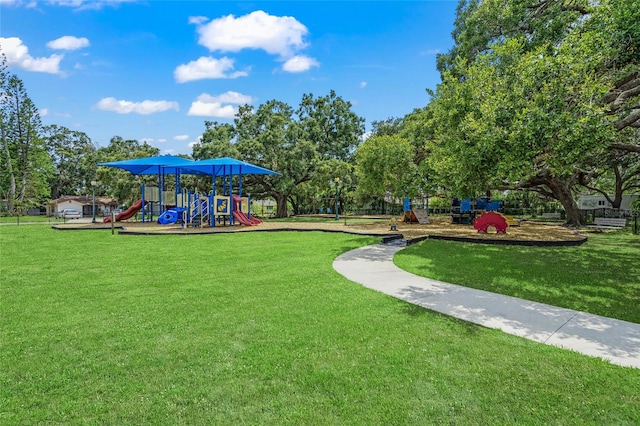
<box><xmin>158</xmin><ymin>207</ymin><xmax>187</xmax><ymax>225</ymax></box>
<box><xmin>460</xmin><ymin>196</ymin><xmax>503</xmax><ymax>212</ymax></box>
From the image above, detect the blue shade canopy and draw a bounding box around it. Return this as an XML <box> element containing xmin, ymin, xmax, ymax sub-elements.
<box><xmin>178</xmin><ymin>157</ymin><xmax>281</xmax><ymax>176</ymax></box>
<box><xmin>98</xmin><ymin>155</ymin><xmax>197</xmax><ymax>175</ymax></box>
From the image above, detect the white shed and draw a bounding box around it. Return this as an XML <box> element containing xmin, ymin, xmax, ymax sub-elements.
<box><xmin>578</xmin><ymin>195</ymin><xmax>639</xmax><ymax>210</ymax></box>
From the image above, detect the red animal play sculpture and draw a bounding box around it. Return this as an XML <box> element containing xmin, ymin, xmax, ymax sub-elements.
<box><xmin>473</xmin><ymin>211</ymin><xmax>509</xmax><ymax>234</ymax></box>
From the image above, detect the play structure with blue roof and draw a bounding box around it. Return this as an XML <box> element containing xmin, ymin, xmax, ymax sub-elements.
<box><xmin>98</xmin><ymin>156</ymin><xmax>280</xmax><ymax>227</ymax></box>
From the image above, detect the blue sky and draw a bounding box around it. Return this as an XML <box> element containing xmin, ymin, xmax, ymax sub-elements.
<box><xmin>1</xmin><ymin>0</ymin><xmax>457</xmax><ymax>155</ymax></box>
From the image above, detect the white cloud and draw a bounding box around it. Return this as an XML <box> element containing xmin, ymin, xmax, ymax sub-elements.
<box><xmin>95</xmin><ymin>97</ymin><xmax>179</xmax><ymax>115</ymax></box>
<box><xmin>47</xmin><ymin>0</ymin><xmax>137</xmax><ymax>10</ymax></box>
<box><xmin>174</xmin><ymin>56</ymin><xmax>248</xmax><ymax>83</ymax></box>
<box><xmin>187</xmin><ymin>102</ymin><xmax>237</xmax><ymax>119</ymax></box>
<box><xmin>0</xmin><ymin>0</ymin><xmax>36</xmax><ymax>6</ymax></box>
<box><xmin>174</xmin><ymin>134</ymin><xmax>189</xmax><ymax>141</ymax></box>
<box><xmin>209</xmin><ymin>91</ymin><xmax>254</xmax><ymax>104</ymax></box>
<box><xmin>39</xmin><ymin>108</ymin><xmax>50</xmax><ymax>117</ymax></box>
<box><xmin>188</xmin><ymin>15</ymin><xmax>208</xmax><ymax>25</ymax></box>
<box><xmin>187</xmin><ymin>91</ymin><xmax>253</xmax><ymax>118</ymax></box>
<box><xmin>188</xmin><ymin>136</ymin><xmax>203</xmax><ymax>149</ymax></box>
<box><xmin>360</xmin><ymin>81</ymin><xmax>367</xmax><ymax>89</ymax></box>
<box><xmin>140</xmin><ymin>138</ymin><xmax>166</xmax><ymax>145</ymax></box>
<box><xmin>0</xmin><ymin>37</ymin><xmax>63</xmax><ymax>74</ymax></box>
<box><xmin>282</xmin><ymin>55</ymin><xmax>319</xmax><ymax>73</ymax></box>
<box><xmin>195</xmin><ymin>10</ymin><xmax>308</xmax><ymax>58</ymax></box>
<box><xmin>47</xmin><ymin>36</ymin><xmax>90</xmax><ymax>50</ymax></box>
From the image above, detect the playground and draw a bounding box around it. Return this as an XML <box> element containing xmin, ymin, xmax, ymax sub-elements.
<box><xmin>54</xmin><ymin>214</ymin><xmax>585</xmax><ymax>244</ymax></box>
<box><xmin>97</xmin><ymin>156</ymin><xmax>278</xmax><ymax>229</ymax></box>
<box><xmin>78</xmin><ymin>156</ymin><xmax>594</xmax><ymax>245</ymax></box>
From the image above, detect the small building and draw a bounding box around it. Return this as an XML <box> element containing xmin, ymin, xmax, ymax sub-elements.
<box><xmin>47</xmin><ymin>195</ymin><xmax>118</xmax><ymax>218</ymax></box>
<box><xmin>251</xmin><ymin>199</ymin><xmax>276</xmax><ymax>217</ymax></box>
<box><xmin>578</xmin><ymin>195</ymin><xmax>639</xmax><ymax>211</ymax></box>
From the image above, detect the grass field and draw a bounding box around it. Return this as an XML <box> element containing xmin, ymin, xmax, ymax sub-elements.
<box><xmin>1</xmin><ymin>226</ymin><xmax>639</xmax><ymax>424</ymax></box>
<box><xmin>395</xmin><ymin>231</ymin><xmax>640</xmax><ymax>324</ymax></box>
<box><xmin>0</xmin><ymin>215</ymin><xmax>58</xmax><ymax>223</ymax></box>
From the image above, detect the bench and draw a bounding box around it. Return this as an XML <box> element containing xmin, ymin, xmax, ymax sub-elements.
<box><xmin>542</xmin><ymin>212</ymin><xmax>561</xmax><ymax>220</ymax></box>
<box><xmin>504</xmin><ymin>215</ymin><xmax>523</xmax><ymax>226</ymax></box>
<box><xmin>587</xmin><ymin>218</ymin><xmax>627</xmax><ymax>229</ymax></box>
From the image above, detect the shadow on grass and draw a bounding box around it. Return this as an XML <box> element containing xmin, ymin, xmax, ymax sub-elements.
<box><xmin>395</xmin><ymin>232</ymin><xmax>640</xmax><ymax>323</ymax></box>
<box><xmin>400</xmin><ymin>301</ymin><xmax>484</xmax><ymax>336</ymax></box>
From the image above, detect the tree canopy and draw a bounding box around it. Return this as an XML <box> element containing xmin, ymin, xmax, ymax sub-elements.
<box><xmin>94</xmin><ymin>136</ymin><xmax>160</xmax><ymax>206</ymax></box>
<box><xmin>1</xmin><ymin>61</ymin><xmax>52</xmax><ymax>212</ymax></box>
<box><xmin>44</xmin><ymin>125</ymin><xmax>97</xmax><ymax>199</ymax></box>
<box><xmin>191</xmin><ymin>91</ymin><xmax>365</xmax><ymax>217</ymax></box>
<box><xmin>425</xmin><ymin>0</ymin><xmax>640</xmax><ymax>225</ymax></box>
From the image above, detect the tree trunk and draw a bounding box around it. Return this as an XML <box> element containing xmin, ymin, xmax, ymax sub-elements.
<box><xmin>289</xmin><ymin>194</ymin><xmax>300</xmax><ymax>216</ymax></box>
<box><xmin>275</xmin><ymin>193</ymin><xmax>288</xmax><ymax>218</ymax></box>
<box><xmin>1</xmin><ymin>128</ymin><xmax>16</xmax><ymax>212</ymax></box>
<box><xmin>611</xmin><ymin>165</ymin><xmax>623</xmax><ymax>209</ymax></box>
<box><xmin>546</xmin><ymin>176</ymin><xmax>583</xmax><ymax>227</ymax></box>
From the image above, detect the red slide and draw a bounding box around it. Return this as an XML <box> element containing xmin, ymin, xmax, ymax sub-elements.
<box><xmin>231</xmin><ymin>195</ymin><xmax>263</xmax><ymax>225</ymax></box>
<box><xmin>104</xmin><ymin>199</ymin><xmax>144</xmax><ymax>223</ymax></box>
<box><xmin>232</xmin><ymin>210</ymin><xmax>261</xmax><ymax>226</ymax></box>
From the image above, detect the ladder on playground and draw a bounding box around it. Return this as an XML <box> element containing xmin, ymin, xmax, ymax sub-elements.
<box><xmin>190</xmin><ymin>195</ymin><xmax>210</xmax><ymax>227</ymax></box>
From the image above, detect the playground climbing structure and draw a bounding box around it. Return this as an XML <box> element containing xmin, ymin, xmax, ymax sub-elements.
<box><xmin>451</xmin><ymin>196</ymin><xmax>504</xmax><ymax>224</ymax></box>
<box><xmin>473</xmin><ymin>211</ymin><xmax>509</xmax><ymax>233</ymax></box>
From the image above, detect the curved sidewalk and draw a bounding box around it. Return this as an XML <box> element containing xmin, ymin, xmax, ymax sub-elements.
<box><xmin>333</xmin><ymin>244</ymin><xmax>640</xmax><ymax>369</ymax></box>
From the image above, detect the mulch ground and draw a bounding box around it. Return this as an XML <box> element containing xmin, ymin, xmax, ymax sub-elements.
<box><xmin>55</xmin><ymin>215</ymin><xmax>586</xmax><ymax>243</ymax></box>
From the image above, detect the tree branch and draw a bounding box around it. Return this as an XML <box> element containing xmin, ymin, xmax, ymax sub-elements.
<box><xmin>610</xmin><ymin>142</ymin><xmax>640</xmax><ymax>152</ymax></box>
<box><xmin>608</xmin><ymin>80</ymin><xmax>640</xmax><ymax>112</ymax></box>
<box><xmin>579</xmin><ymin>182</ymin><xmax>615</xmax><ymax>205</ymax></box>
<box><xmin>603</xmin><ymin>72</ymin><xmax>639</xmax><ymax>105</ymax></box>
<box><xmin>561</xmin><ymin>4</ymin><xmax>588</xmax><ymax>15</ymax></box>
<box><xmin>614</xmin><ymin>109</ymin><xmax>640</xmax><ymax>131</ymax></box>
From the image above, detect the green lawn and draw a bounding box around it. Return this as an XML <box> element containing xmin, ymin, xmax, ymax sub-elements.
<box><xmin>1</xmin><ymin>226</ymin><xmax>639</xmax><ymax>424</ymax></box>
<box><xmin>0</xmin><ymin>215</ymin><xmax>58</xmax><ymax>223</ymax></box>
<box><xmin>395</xmin><ymin>231</ymin><xmax>640</xmax><ymax>323</ymax></box>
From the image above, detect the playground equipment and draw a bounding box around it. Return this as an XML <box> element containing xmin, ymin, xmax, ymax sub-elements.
<box><xmin>231</xmin><ymin>195</ymin><xmax>262</xmax><ymax>226</ymax></box>
<box><xmin>451</xmin><ymin>196</ymin><xmax>504</xmax><ymax>224</ymax></box>
<box><xmin>159</xmin><ymin>191</ymin><xmax>264</xmax><ymax>228</ymax></box>
<box><xmin>400</xmin><ymin>197</ymin><xmax>429</xmax><ymax>224</ymax></box>
<box><xmin>189</xmin><ymin>194</ymin><xmax>211</xmax><ymax>227</ymax></box>
<box><xmin>103</xmin><ymin>199</ymin><xmax>145</xmax><ymax>223</ymax></box>
<box><xmin>473</xmin><ymin>211</ymin><xmax>509</xmax><ymax>233</ymax></box>
<box><xmin>400</xmin><ymin>210</ymin><xmax>419</xmax><ymax>223</ymax></box>
<box><xmin>157</xmin><ymin>207</ymin><xmax>186</xmax><ymax>225</ymax></box>
<box><xmin>99</xmin><ymin>156</ymin><xmax>279</xmax><ymax>228</ymax></box>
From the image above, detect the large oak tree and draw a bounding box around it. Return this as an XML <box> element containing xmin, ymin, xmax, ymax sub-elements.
<box><xmin>192</xmin><ymin>91</ymin><xmax>364</xmax><ymax>217</ymax></box>
<box><xmin>428</xmin><ymin>0</ymin><xmax>639</xmax><ymax>225</ymax></box>
<box><xmin>44</xmin><ymin>125</ymin><xmax>97</xmax><ymax>199</ymax></box>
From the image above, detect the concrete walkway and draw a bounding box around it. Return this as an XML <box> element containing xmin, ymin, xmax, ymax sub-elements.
<box><xmin>333</xmin><ymin>244</ymin><xmax>640</xmax><ymax>369</ymax></box>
